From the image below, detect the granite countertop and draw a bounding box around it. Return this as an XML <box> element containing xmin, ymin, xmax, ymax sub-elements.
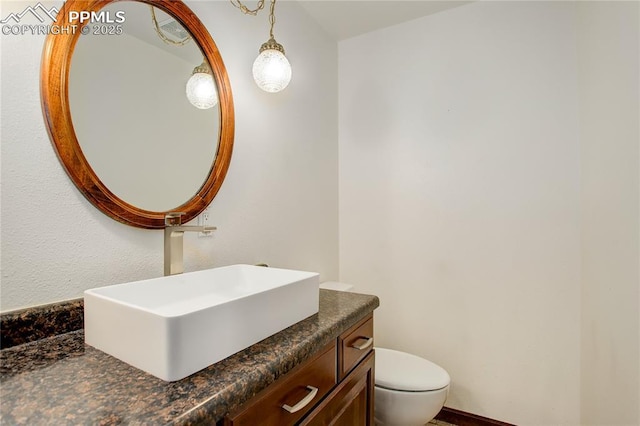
<box><xmin>0</xmin><ymin>289</ymin><xmax>379</xmax><ymax>425</ymax></box>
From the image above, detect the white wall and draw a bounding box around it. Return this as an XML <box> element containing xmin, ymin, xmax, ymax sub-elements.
<box><xmin>577</xmin><ymin>2</ymin><xmax>639</xmax><ymax>424</ymax></box>
<box><xmin>0</xmin><ymin>0</ymin><xmax>339</xmax><ymax>311</ymax></box>
<box><xmin>339</xmin><ymin>1</ymin><xmax>638</xmax><ymax>424</ymax></box>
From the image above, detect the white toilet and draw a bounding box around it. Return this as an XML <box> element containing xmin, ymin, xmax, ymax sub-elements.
<box><xmin>374</xmin><ymin>347</ymin><xmax>450</xmax><ymax>425</ymax></box>
<box><xmin>319</xmin><ymin>282</ymin><xmax>450</xmax><ymax>426</ymax></box>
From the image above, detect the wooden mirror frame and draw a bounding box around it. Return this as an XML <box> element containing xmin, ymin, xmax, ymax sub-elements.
<box><xmin>41</xmin><ymin>0</ymin><xmax>234</xmax><ymax>229</ymax></box>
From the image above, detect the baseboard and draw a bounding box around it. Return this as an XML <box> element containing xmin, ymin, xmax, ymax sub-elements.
<box><xmin>435</xmin><ymin>407</ymin><xmax>516</xmax><ymax>426</ymax></box>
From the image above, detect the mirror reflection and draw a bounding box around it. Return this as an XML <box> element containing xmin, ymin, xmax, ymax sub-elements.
<box><xmin>68</xmin><ymin>2</ymin><xmax>220</xmax><ymax>212</ymax></box>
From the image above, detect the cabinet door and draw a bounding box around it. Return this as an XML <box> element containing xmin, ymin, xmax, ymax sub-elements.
<box><xmin>300</xmin><ymin>350</ymin><xmax>375</xmax><ymax>426</ymax></box>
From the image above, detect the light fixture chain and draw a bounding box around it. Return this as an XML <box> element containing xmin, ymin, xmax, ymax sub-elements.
<box><xmin>232</xmin><ymin>0</ymin><xmax>277</xmax><ymax>39</ymax></box>
<box><xmin>150</xmin><ymin>6</ymin><xmax>192</xmax><ymax>46</ymax></box>
<box><xmin>231</xmin><ymin>0</ymin><xmax>265</xmax><ymax>16</ymax></box>
<box><xmin>268</xmin><ymin>0</ymin><xmax>276</xmax><ymax>39</ymax></box>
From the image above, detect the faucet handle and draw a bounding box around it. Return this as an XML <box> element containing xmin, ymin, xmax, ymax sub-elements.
<box><xmin>165</xmin><ymin>212</ymin><xmax>185</xmax><ymax>226</ymax></box>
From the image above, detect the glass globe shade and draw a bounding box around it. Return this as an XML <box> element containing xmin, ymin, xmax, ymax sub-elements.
<box><xmin>186</xmin><ymin>72</ymin><xmax>218</xmax><ymax>109</ymax></box>
<box><xmin>252</xmin><ymin>49</ymin><xmax>292</xmax><ymax>93</ymax></box>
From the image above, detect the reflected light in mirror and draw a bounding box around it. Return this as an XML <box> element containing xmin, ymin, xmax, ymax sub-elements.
<box><xmin>68</xmin><ymin>1</ymin><xmax>220</xmax><ymax>213</ymax></box>
<box><xmin>186</xmin><ymin>60</ymin><xmax>218</xmax><ymax>109</ymax></box>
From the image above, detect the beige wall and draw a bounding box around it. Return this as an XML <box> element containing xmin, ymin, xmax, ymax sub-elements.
<box><xmin>0</xmin><ymin>0</ymin><xmax>339</xmax><ymax>311</ymax></box>
<box><xmin>339</xmin><ymin>1</ymin><xmax>638</xmax><ymax>424</ymax></box>
<box><xmin>577</xmin><ymin>2</ymin><xmax>640</xmax><ymax>424</ymax></box>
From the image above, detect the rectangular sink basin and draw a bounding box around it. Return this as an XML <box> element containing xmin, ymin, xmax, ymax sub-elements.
<box><xmin>84</xmin><ymin>264</ymin><xmax>319</xmax><ymax>381</ymax></box>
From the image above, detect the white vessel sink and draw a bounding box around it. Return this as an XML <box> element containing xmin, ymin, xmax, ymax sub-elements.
<box><xmin>84</xmin><ymin>264</ymin><xmax>319</xmax><ymax>381</ymax></box>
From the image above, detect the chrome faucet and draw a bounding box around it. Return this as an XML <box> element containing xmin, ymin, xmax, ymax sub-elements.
<box><xmin>164</xmin><ymin>213</ymin><xmax>216</xmax><ymax>276</ymax></box>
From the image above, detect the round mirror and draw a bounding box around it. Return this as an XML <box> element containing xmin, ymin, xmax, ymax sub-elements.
<box><xmin>41</xmin><ymin>0</ymin><xmax>234</xmax><ymax>228</ymax></box>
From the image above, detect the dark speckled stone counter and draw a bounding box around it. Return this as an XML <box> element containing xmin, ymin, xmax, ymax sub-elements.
<box><xmin>0</xmin><ymin>299</ymin><xmax>84</xmax><ymax>349</ymax></box>
<box><xmin>0</xmin><ymin>290</ymin><xmax>379</xmax><ymax>425</ymax></box>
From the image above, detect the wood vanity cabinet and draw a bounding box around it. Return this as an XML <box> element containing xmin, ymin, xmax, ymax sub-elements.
<box><xmin>224</xmin><ymin>314</ymin><xmax>375</xmax><ymax>426</ymax></box>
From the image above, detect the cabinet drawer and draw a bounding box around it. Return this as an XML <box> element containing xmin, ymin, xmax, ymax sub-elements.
<box><xmin>339</xmin><ymin>314</ymin><xmax>374</xmax><ymax>380</ymax></box>
<box><xmin>224</xmin><ymin>343</ymin><xmax>337</xmax><ymax>426</ymax></box>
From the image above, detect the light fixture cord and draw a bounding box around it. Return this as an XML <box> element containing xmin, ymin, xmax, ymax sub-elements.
<box><xmin>150</xmin><ymin>6</ymin><xmax>192</xmax><ymax>46</ymax></box>
<box><xmin>231</xmin><ymin>0</ymin><xmax>278</xmax><ymax>39</ymax></box>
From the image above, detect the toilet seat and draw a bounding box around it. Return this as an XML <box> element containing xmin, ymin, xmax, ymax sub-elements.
<box><xmin>375</xmin><ymin>347</ymin><xmax>450</xmax><ymax>392</ymax></box>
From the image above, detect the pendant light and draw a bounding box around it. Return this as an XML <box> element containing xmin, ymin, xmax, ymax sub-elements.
<box><xmin>232</xmin><ymin>0</ymin><xmax>292</xmax><ymax>93</ymax></box>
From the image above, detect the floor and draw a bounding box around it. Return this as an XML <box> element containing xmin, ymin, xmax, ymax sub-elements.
<box><xmin>429</xmin><ymin>420</ymin><xmax>457</xmax><ymax>426</ymax></box>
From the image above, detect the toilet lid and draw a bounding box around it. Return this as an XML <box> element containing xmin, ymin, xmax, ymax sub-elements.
<box><xmin>375</xmin><ymin>347</ymin><xmax>450</xmax><ymax>392</ymax></box>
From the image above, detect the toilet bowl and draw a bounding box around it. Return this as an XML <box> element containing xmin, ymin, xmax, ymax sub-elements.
<box><xmin>374</xmin><ymin>347</ymin><xmax>450</xmax><ymax>426</ymax></box>
<box><xmin>319</xmin><ymin>282</ymin><xmax>450</xmax><ymax>425</ymax></box>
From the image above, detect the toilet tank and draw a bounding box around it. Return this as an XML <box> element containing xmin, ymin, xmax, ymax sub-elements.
<box><xmin>319</xmin><ymin>281</ymin><xmax>354</xmax><ymax>292</ymax></box>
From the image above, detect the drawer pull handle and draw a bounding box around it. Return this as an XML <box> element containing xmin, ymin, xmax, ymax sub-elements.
<box><xmin>282</xmin><ymin>385</ymin><xmax>319</xmax><ymax>413</ymax></box>
<box><xmin>351</xmin><ymin>337</ymin><xmax>373</xmax><ymax>350</ymax></box>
